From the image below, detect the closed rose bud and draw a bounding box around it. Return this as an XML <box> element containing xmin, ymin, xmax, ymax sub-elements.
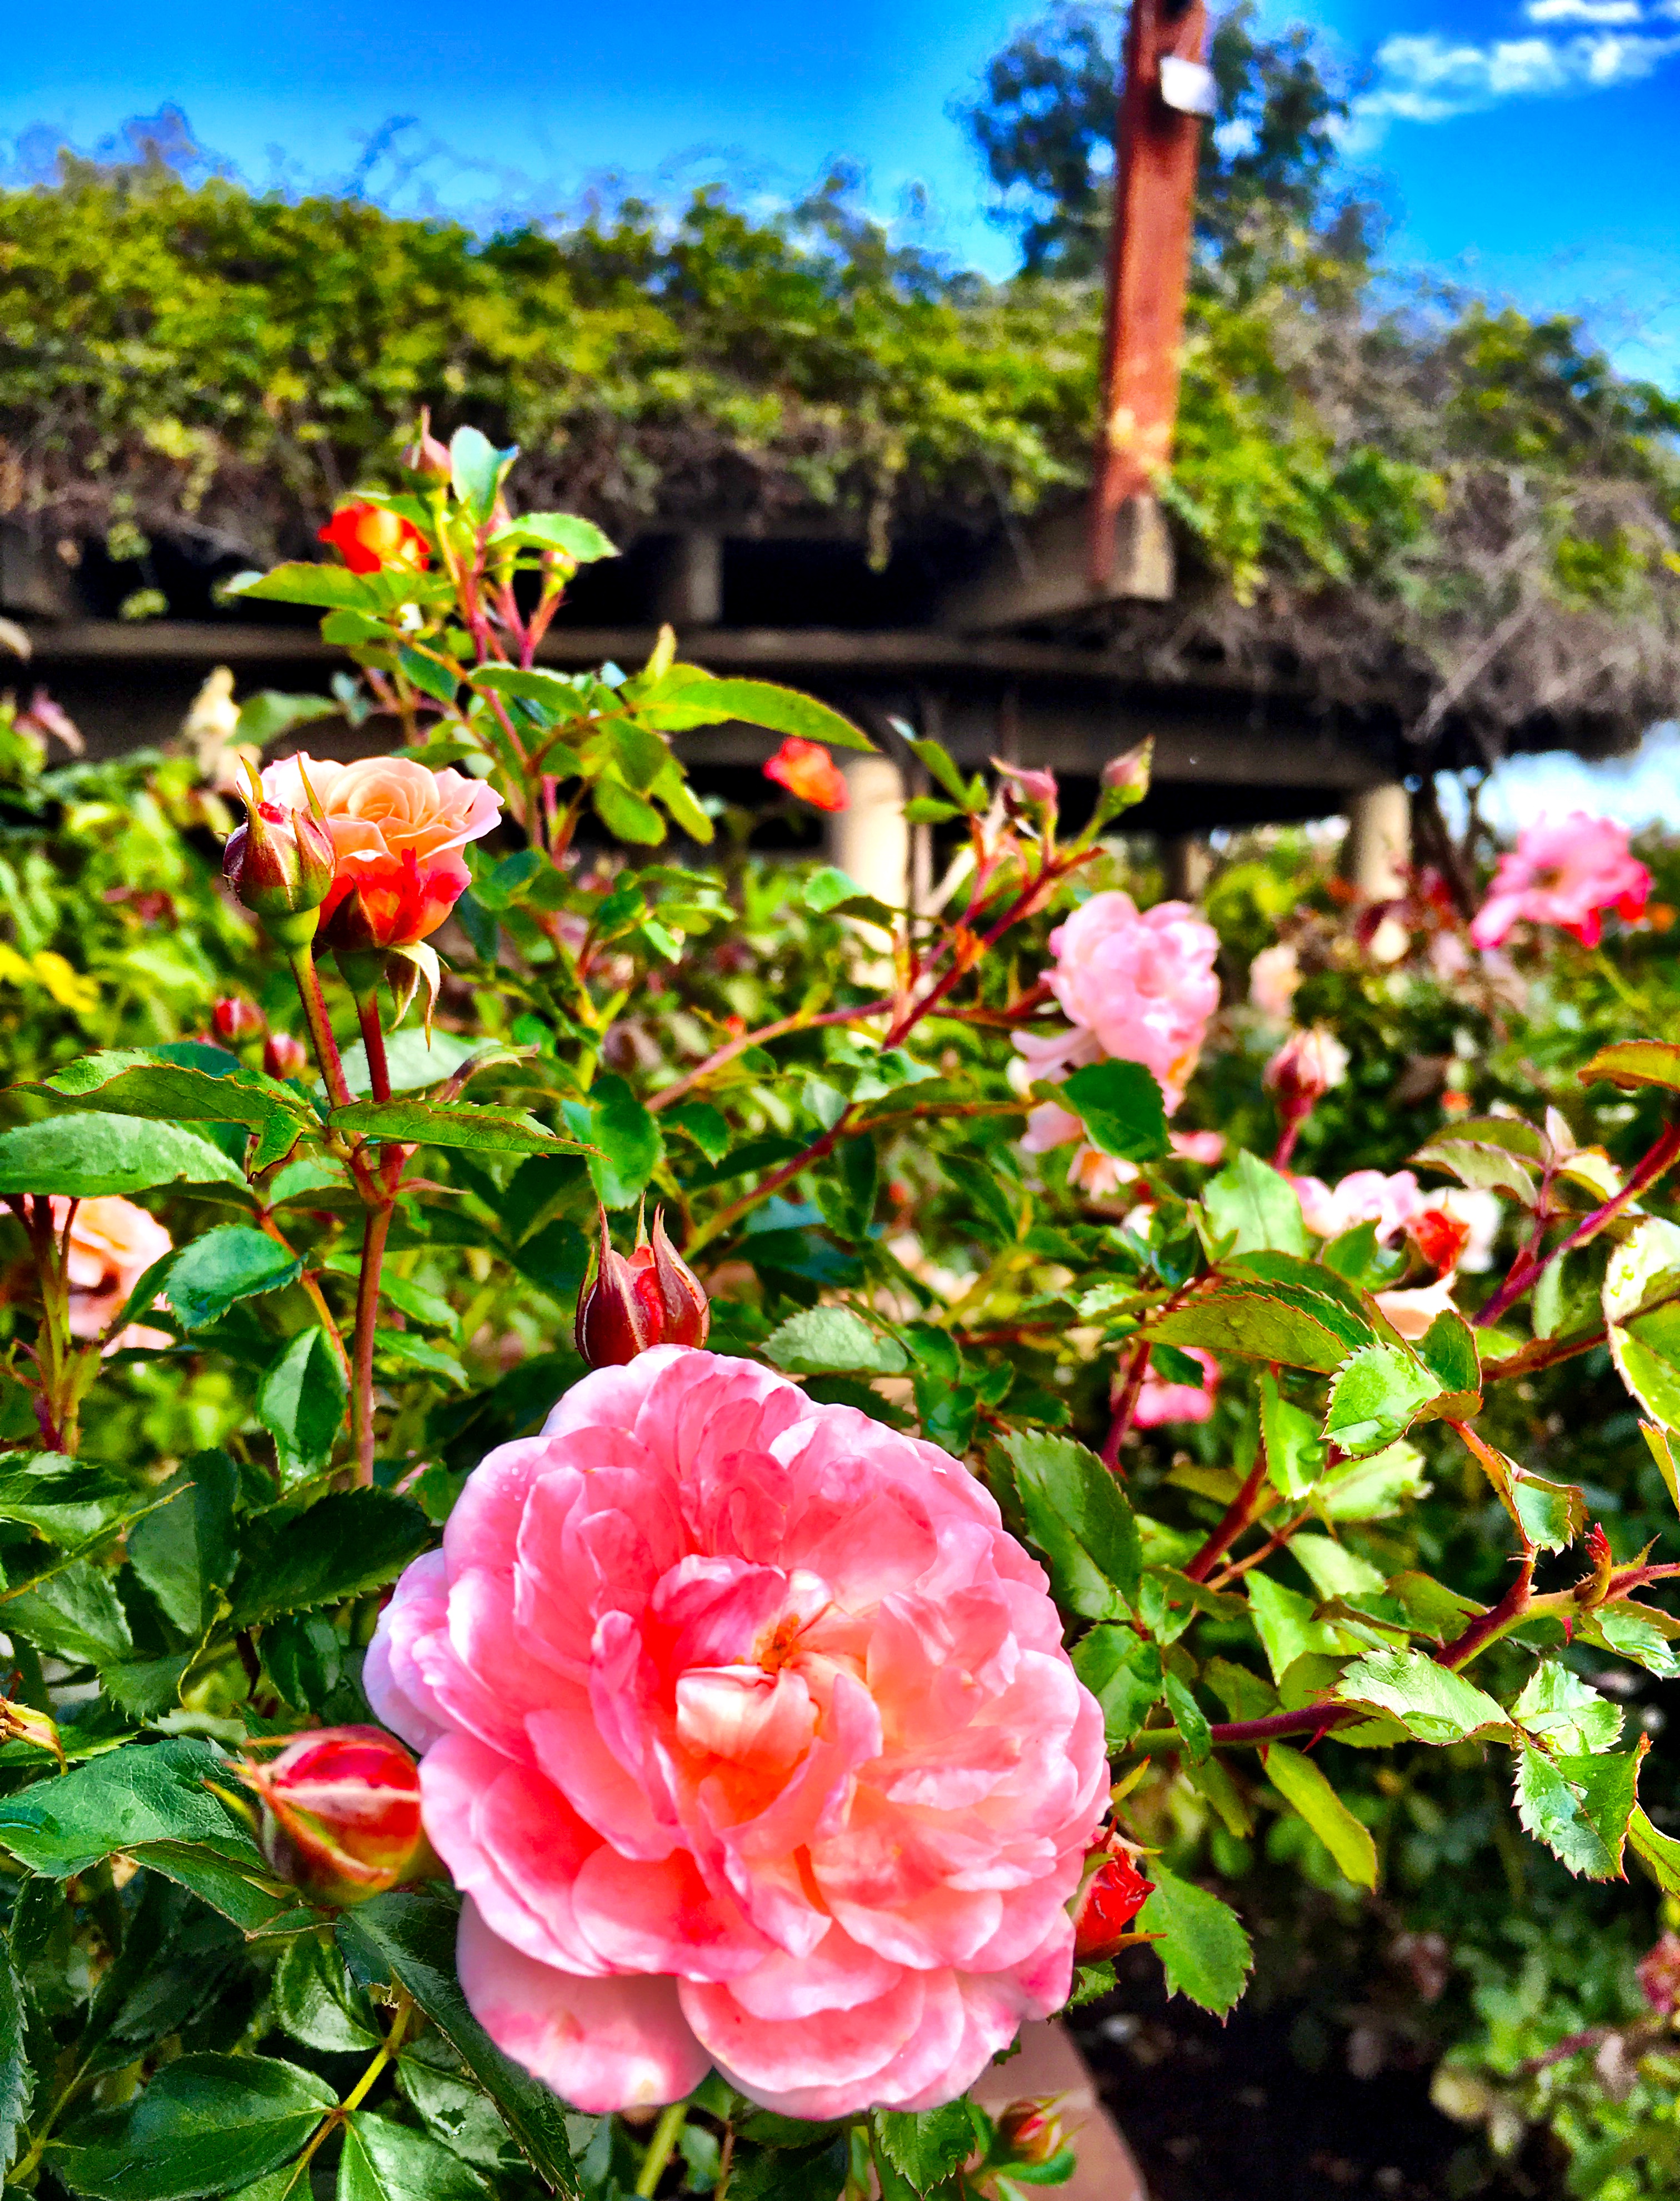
<box><xmin>213</xmin><ymin>996</ymin><xmax>264</xmax><ymax>1043</ymax></box>
<box><xmin>241</xmin><ymin>1725</ymin><xmax>428</xmax><ymax>1907</ymax></box>
<box><xmin>763</xmin><ymin>737</ymin><xmax>848</xmax><ymax>812</ymax></box>
<box><xmin>1264</xmin><ymin>1026</ymin><xmax>1349</xmax><ymax>1111</ymax></box>
<box><xmin>1099</xmin><ymin>740</ymin><xmax>1153</xmax><ymax>810</ymax></box>
<box><xmin>264</xmin><ymin>1032</ymin><xmax>309</xmax><ymax>1080</ymax></box>
<box><xmin>994</xmin><ymin>759</ymin><xmax>1058</xmax><ymax>824</ymax></box>
<box><xmin>575</xmin><ymin>1208</ymin><xmax>710</xmax><ymax>1368</ymax></box>
<box><xmin>318</xmin><ymin>502</ymin><xmax>430</xmax><ymax>576</ymax></box>
<box><xmin>224</xmin><ymin>776</ymin><xmax>337</xmax><ymax>941</ymax></box>
<box><xmin>402</xmin><ymin>410</ymin><xmax>452</xmax><ymax>484</ymax></box>
<box><xmin>1072</xmin><ymin>1845</ymin><xmax>1154</xmax><ymax>1960</ymax></box>
<box><xmin>1407</xmin><ymin>1207</ymin><xmax>1469</xmax><ymax>1278</ymax></box>
<box><xmin>996</xmin><ymin>2098</ymin><xmax>1067</xmax><ymax>2166</ymax></box>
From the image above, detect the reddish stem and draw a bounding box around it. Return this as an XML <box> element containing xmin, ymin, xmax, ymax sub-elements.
<box><xmin>1476</xmin><ymin>1116</ymin><xmax>1680</xmax><ymax>1329</ymax></box>
<box><xmin>1433</xmin><ymin>1555</ymin><xmax>1534</xmax><ymax>1670</ymax></box>
<box><xmin>1102</xmin><ymin>1339</ymin><xmax>1151</xmax><ymax>1472</ymax></box>
<box><xmin>1184</xmin><ymin>1448</ymin><xmax>1272</xmax><ymax>1585</ymax></box>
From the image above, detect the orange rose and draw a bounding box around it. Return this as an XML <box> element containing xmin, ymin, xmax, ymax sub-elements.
<box><xmin>49</xmin><ymin>1195</ymin><xmax>172</xmax><ymax>1345</ymax></box>
<box><xmin>763</xmin><ymin>737</ymin><xmax>848</xmax><ymax>812</ymax></box>
<box><xmin>257</xmin><ymin>754</ymin><xmax>503</xmax><ymax>951</ymax></box>
<box><xmin>318</xmin><ymin>503</ymin><xmax>430</xmax><ymax>577</ymax></box>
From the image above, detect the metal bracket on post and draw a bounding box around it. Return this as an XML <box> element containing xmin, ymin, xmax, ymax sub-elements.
<box><xmin>1088</xmin><ymin>0</ymin><xmax>1210</xmax><ymax>591</ymax></box>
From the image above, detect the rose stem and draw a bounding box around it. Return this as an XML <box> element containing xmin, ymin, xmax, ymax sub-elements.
<box><xmin>347</xmin><ymin>978</ymin><xmax>399</xmax><ymax>1489</ymax></box>
<box><xmin>635</xmin><ymin>2103</ymin><xmax>688</xmax><ymax>2198</ymax></box>
<box><xmin>287</xmin><ymin>943</ymin><xmax>353</xmax><ymax>1110</ymax></box>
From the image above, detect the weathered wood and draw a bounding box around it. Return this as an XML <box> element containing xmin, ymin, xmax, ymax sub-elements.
<box><xmin>937</xmin><ymin>497</ymin><xmax>1173</xmax><ymax>631</ymax></box>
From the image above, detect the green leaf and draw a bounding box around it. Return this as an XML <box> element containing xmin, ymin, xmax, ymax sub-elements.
<box><xmin>1514</xmin><ymin>1745</ymin><xmax>1641</xmax><ymax>1879</ymax></box>
<box><xmin>1288</xmin><ymin>1535</ymin><xmax>1385</xmax><ymax>1602</ymax></box>
<box><xmin>234</xmin><ymin>691</ymin><xmax>343</xmax><ymax>746</ymax></box>
<box><xmin>343</xmin><ymin>1028</ymin><xmax>481</xmax><ymax>1098</ymax></box>
<box><xmin>0</xmin><ymin>1458</ymin><xmax>156</xmax><ymax>1544</ymax></box>
<box><xmin>1587</xmin><ymin>1605</ymin><xmax>1680</xmax><ymax>1677</ymax></box>
<box><xmin>257</xmin><ymin>1329</ymin><xmax>349</xmax><ymax>1480</ymax></box>
<box><xmin>29</xmin><ymin>1048</ymin><xmax>317</xmax><ymax>1171</ymax></box>
<box><xmin>903</xmin><ymin>736</ymin><xmax>973</xmax><ymax>805</ymax></box>
<box><xmin>272</xmin><ymin>1934</ymin><xmax>380</xmax><ymax>2055</ymax></box>
<box><xmin>374</xmin><ymin>1330</ymin><xmax>468</xmax><ymax>1389</ymax></box>
<box><xmin>338</xmin><ymin>1892</ymin><xmax>578</xmax><ymax>2197</ymax></box>
<box><xmin>1151</xmin><ymin>1286</ymin><xmax>1347</xmax><ymax>1374</ymax></box>
<box><xmin>1323</xmin><ymin>1344</ymin><xmax>1440</xmax><ymax>1458</ymax></box>
<box><xmin>0</xmin><ymin>1739</ymin><xmax>259</xmax><ymax>1879</ymax></box>
<box><xmin>0</xmin><ymin>1954</ymin><xmax>32</xmax><ymax>2174</ymax></box>
<box><xmin>1162</xmin><ymin>1672</ymin><xmax>1211</xmax><ymax>1764</ymax></box>
<box><xmin>801</xmin><ymin>866</ymin><xmax>898</xmax><ymax>928</ymax></box>
<box><xmin>1413</xmin><ymin>1310</ymin><xmax>1481</xmax><ymax>1410</ymax></box>
<box><xmin>1071</xmin><ymin>1628</ymin><xmax>1164</xmax><ymax>1750</ymax></box>
<box><xmin>641</xmin><ymin>673</ymin><xmax>872</xmax><ymax>751</ymax></box>
<box><xmin>1509</xmin><ymin>1471</ymin><xmax>1588</xmax><ymax>1554</ymax></box>
<box><xmin>665</xmin><ymin>1102</ymin><xmax>730</xmax><ymax>1163</ymax></box>
<box><xmin>1001</xmin><ymin>1432</ymin><xmax>1141</xmax><ymax>1617</ymax></box>
<box><xmin>1603</xmin><ymin>1217</ymin><xmax>1680</xmax><ymax>1434</ymax></box>
<box><xmin>338</xmin><ymin>2112</ymin><xmax>490</xmax><ymax>2201</ymax></box>
<box><xmin>872</xmin><ymin>2104</ymin><xmax>975</xmax><ymax>2194</ymax></box>
<box><xmin>1414</xmin><ymin>1129</ymin><xmax>1540</xmax><ymax>1204</ymax></box>
<box><xmin>49</xmin><ymin>2054</ymin><xmax>336</xmax><ymax>2201</ymax></box>
<box><xmin>1316</xmin><ymin>1440</ymin><xmax>1431</xmax><ymax>1522</ymax></box>
<box><xmin>1264</xmin><ymin>1745</ymin><xmax>1377</xmax><ymax>1888</ymax></box>
<box><xmin>1513</xmin><ymin>1662</ymin><xmax>1622</xmax><ymax>1754</ymax></box>
<box><xmin>562</xmin><ymin>1076</ymin><xmax>663</xmax><ymax>1211</ymax></box>
<box><xmin>1203</xmin><ymin>1152</ymin><xmax>1309</xmax><ymax>1256</ymax></box>
<box><xmin>160</xmin><ymin>1225</ymin><xmax>301</xmax><ymax>1331</ymax></box>
<box><xmin>451</xmin><ymin>426</ymin><xmax>516</xmax><ymax>523</ymax></box>
<box><xmin>6</xmin><ymin>1562</ymin><xmax>133</xmax><ymax>1668</ymax></box>
<box><xmin>0</xmin><ymin>1114</ymin><xmax>246</xmax><ymax>1197</ymax></box>
<box><xmin>229</xmin><ymin>1491</ymin><xmax>431</xmax><ymax>1626</ymax></box>
<box><xmin>1259</xmin><ymin>1370</ymin><xmax>1326</xmax><ymax>1498</ymax></box>
<box><xmin>763</xmin><ymin>1307</ymin><xmax>908</xmax><ymax>1376</ymax></box>
<box><xmin>487</xmin><ymin>511</ymin><xmax>617</xmax><ymax>563</ymax></box>
<box><xmin>228</xmin><ymin>562</ymin><xmax>397</xmax><ymax>610</ymax></box>
<box><xmin>1245</xmin><ymin>1572</ymin><xmax>1355</xmax><ymax>1684</ymax></box>
<box><xmin>1135</xmin><ymin>1866</ymin><xmax>1253</xmax><ymax>2016</ymax></box>
<box><xmin>592</xmin><ymin>777</ymin><xmax>666</xmax><ymax>846</ymax></box>
<box><xmin>1059</xmin><ymin>1060</ymin><xmax>1169</xmax><ymax>1163</ymax></box>
<box><xmin>127</xmin><ymin>1451</ymin><xmax>239</xmax><ymax>1639</ymax></box>
<box><xmin>398</xmin><ymin>2052</ymin><xmax>519</xmax><ymax>2172</ymax></box>
<box><xmin>331</xmin><ymin>1098</ymin><xmax>579</xmax><ymax>1157</ymax></box>
<box><xmin>1579</xmin><ymin>1040</ymin><xmax>1680</xmax><ymax>1093</ymax></box>
<box><xmin>1334</xmin><ymin>1648</ymin><xmax>1508</xmax><ymax>1744</ymax></box>
<box><xmin>1629</xmin><ymin>1804</ymin><xmax>1680</xmax><ymax>1893</ymax></box>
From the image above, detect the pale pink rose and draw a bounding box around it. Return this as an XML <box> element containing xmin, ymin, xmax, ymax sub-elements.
<box><xmin>1039</xmin><ymin>893</ymin><xmax>1220</xmax><ymax>1112</ymax></box>
<box><xmin>1376</xmin><ymin>1272</ymin><xmax>1461</xmax><ymax>1342</ymax></box>
<box><xmin>1171</xmin><ymin>1129</ymin><xmax>1226</xmax><ymax>1165</ymax></box>
<box><xmin>48</xmin><ymin>1195</ymin><xmax>172</xmax><ymax>1347</ymax></box>
<box><xmin>1067</xmin><ymin>1147</ymin><xmax>1137</xmax><ymax>1198</ymax></box>
<box><xmin>1132</xmin><ymin>1348</ymin><xmax>1219</xmax><ymax>1429</ymax></box>
<box><xmin>1248</xmin><ymin>943</ymin><xmax>1301</xmax><ymax>1021</ymax></box>
<box><xmin>367</xmin><ymin>1347</ymin><xmax>1108</xmax><ymax>2118</ymax></box>
<box><xmin>1470</xmin><ymin>813</ymin><xmax>1649</xmax><ymax>951</ymax></box>
<box><xmin>1428</xmin><ymin>931</ymin><xmax>1471</xmax><ymax>982</ymax></box>
<box><xmin>1292</xmin><ymin>1169</ymin><xmax>1425</xmax><ymax>1245</ymax></box>
<box><xmin>259</xmin><ymin>753</ymin><xmax>502</xmax><ymax>951</ymax></box>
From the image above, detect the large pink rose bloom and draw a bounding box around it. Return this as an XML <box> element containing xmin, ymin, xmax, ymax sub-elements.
<box><xmin>1470</xmin><ymin>813</ymin><xmax>1649</xmax><ymax>951</ymax></box>
<box><xmin>1038</xmin><ymin>892</ymin><xmax>1220</xmax><ymax>1111</ymax></box>
<box><xmin>259</xmin><ymin>753</ymin><xmax>502</xmax><ymax>952</ymax></box>
<box><xmin>367</xmin><ymin>1347</ymin><xmax>1107</xmax><ymax>2119</ymax></box>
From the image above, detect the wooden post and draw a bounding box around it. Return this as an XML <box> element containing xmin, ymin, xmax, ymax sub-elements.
<box><xmin>1344</xmin><ymin>783</ymin><xmax>1411</xmax><ymax>900</ymax></box>
<box><xmin>1089</xmin><ymin>0</ymin><xmax>1210</xmax><ymax>589</ymax></box>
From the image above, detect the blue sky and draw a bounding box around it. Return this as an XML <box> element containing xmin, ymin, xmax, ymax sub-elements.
<box><xmin>3</xmin><ymin>1</ymin><xmax>1677</xmax><ymax>380</ymax></box>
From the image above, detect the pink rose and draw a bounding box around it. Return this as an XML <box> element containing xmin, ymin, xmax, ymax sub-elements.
<box><xmin>1470</xmin><ymin>813</ymin><xmax>1649</xmax><ymax>951</ymax></box>
<box><xmin>1132</xmin><ymin>1348</ymin><xmax>1219</xmax><ymax>1429</ymax></box>
<box><xmin>258</xmin><ymin>753</ymin><xmax>502</xmax><ymax>951</ymax></box>
<box><xmin>1038</xmin><ymin>893</ymin><xmax>1220</xmax><ymax>1112</ymax></box>
<box><xmin>1247</xmin><ymin>943</ymin><xmax>1301</xmax><ymax>1021</ymax></box>
<box><xmin>49</xmin><ymin>1195</ymin><xmax>172</xmax><ymax>1347</ymax></box>
<box><xmin>367</xmin><ymin>1347</ymin><xmax>1108</xmax><ymax>2118</ymax></box>
<box><xmin>1291</xmin><ymin>1169</ymin><xmax>1425</xmax><ymax>1245</ymax></box>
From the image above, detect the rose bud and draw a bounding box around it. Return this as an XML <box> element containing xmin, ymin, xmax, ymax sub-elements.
<box><xmin>224</xmin><ymin>773</ymin><xmax>337</xmax><ymax>945</ymax></box>
<box><xmin>763</xmin><ymin>737</ymin><xmax>848</xmax><ymax>813</ymax></box>
<box><xmin>317</xmin><ymin>502</ymin><xmax>430</xmax><ymax>576</ymax></box>
<box><xmin>402</xmin><ymin>409</ymin><xmax>452</xmax><ymax>484</ymax></box>
<box><xmin>1072</xmin><ymin>1845</ymin><xmax>1154</xmax><ymax>1961</ymax></box>
<box><xmin>995</xmin><ymin>2098</ymin><xmax>1068</xmax><ymax>2167</ymax></box>
<box><xmin>994</xmin><ymin>759</ymin><xmax>1058</xmax><ymax>827</ymax></box>
<box><xmin>1407</xmin><ymin>1207</ymin><xmax>1470</xmax><ymax>1278</ymax></box>
<box><xmin>213</xmin><ymin>996</ymin><xmax>264</xmax><ymax>1044</ymax></box>
<box><xmin>241</xmin><ymin>1725</ymin><xmax>429</xmax><ymax>1907</ymax></box>
<box><xmin>264</xmin><ymin>1031</ymin><xmax>309</xmax><ymax>1081</ymax></box>
<box><xmin>1264</xmin><ymin>1026</ymin><xmax>1350</xmax><ymax>1112</ymax></box>
<box><xmin>1099</xmin><ymin>739</ymin><xmax>1153</xmax><ymax>811</ymax></box>
<box><xmin>1639</xmin><ymin>1932</ymin><xmax>1680</xmax><ymax>2017</ymax></box>
<box><xmin>575</xmin><ymin>1208</ymin><xmax>710</xmax><ymax>1368</ymax></box>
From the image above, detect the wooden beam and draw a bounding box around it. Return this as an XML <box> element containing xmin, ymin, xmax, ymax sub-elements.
<box><xmin>1089</xmin><ymin>0</ymin><xmax>1209</xmax><ymax>586</ymax></box>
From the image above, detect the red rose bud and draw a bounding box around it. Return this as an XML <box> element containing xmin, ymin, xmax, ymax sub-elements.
<box><xmin>224</xmin><ymin>775</ymin><xmax>336</xmax><ymax>936</ymax></box>
<box><xmin>242</xmin><ymin>1725</ymin><xmax>428</xmax><ymax>1906</ymax></box>
<box><xmin>318</xmin><ymin>502</ymin><xmax>430</xmax><ymax>576</ymax></box>
<box><xmin>1263</xmin><ymin>1026</ymin><xmax>1349</xmax><ymax>1110</ymax></box>
<box><xmin>576</xmin><ymin>1208</ymin><xmax>710</xmax><ymax>1368</ymax></box>
<box><xmin>994</xmin><ymin>759</ymin><xmax>1058</xmax><ymax>826</ymax></box>
<box><xmin>996</xmin><ymin>2098</ymin><xmax>1068</xmax><ymax>2167</ymax></box>
<box><xmin>1072</xmin><ymin>1846</ymin><xmax>1154</xmax><ymax>1960</ymax></box>
<box><xmin>263</xmin><ymin>1031</ymin><xmax>309</xmax><ymax>1080</ymax></box>
<box><xmin>1639</xmin><ymin>1932</ymin><xmax>1680</xmax><ymax>2016</ymax></box>
<box><xmin>763</xmin><ymin>737</ymin><xmax>848</xmax><ymax>813</ymax></box>
<box><xmin>1407</xmin><ymin>1207</ymin><xmax>1470</xmax><ymax>1277</ymax></box>
<box><xmin>213</xmin><ymin>996</ymin><xmax>264</xmax><ymax>1043</ymax></box>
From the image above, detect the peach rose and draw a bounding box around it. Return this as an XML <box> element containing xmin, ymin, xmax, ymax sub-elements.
<box><xmin>367</xmin><ymin>1346</ymin><xmax>1108</xmax><ymax>2117</ymax></box>
<box><xmin>258</xmin><ymin>754</ymin><xmax>502</xmax><ymax>952</ymax></box>
<box><xmin>49</xmin><ymin>1196</ymin><xmax>172</xmax><ymax>1348</ymax></box>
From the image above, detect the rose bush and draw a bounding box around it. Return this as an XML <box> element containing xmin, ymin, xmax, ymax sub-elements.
<box><xmin>4</xmin><ymin>429</ymin><xmax>1680</xmax><ymax>2199</ymax></box>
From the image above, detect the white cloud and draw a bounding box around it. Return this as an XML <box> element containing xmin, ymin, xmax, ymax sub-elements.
<box><xmin>1360</xmin><ymin>26</ymin><xmax>1680</xmax><ymax>125</ymax></box>
<box><xmin>1527</xmin><ymin>0</ymin><xmax>1644</xmax><ymax>22</ymax></box>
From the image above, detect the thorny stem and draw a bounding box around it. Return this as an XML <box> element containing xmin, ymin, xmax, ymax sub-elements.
<box><xmin>1476</xmin><ymin>1115</ymin><xmax>1680</xmax><ymax>1329</ymax></box>
<box><xmin>351</xmin><ymin>1201</ymin><xmax>394</xmax><ymax>1490</ymax></box>
<box><xmin>649</xmin><ymin>1001</ymin><xmax>894</xmax><ymax>1114</ymax></box>
<box><xmin>287</xmin><ymin>944</ymin><xmax>354</xmax><ymax>1113</ymax></box>
<box><xmin>1183</xmin><ymin>1445</ymin><xmax>1272</xmax><ymax>1585</ymax></box>
<box><xmin>636</xmin><ymin>2102</ymin><xmax>689</xmax><ymax>2199</ymax></box>
<box><xmin>1102</xmin><ymin>1339</ymin><xmax>1151</xmax><ymax>1472</ymax></box>
<box><xmin>254</xmin><ymin>1213</ymin><xmax>352</xmax><ymax>1388</ymax></box>
<box><xmin>356</xmin><ymin>990</ymin><xmax>393</xmax><ymax>1105</ymax></box>
<box><xmin>1434</xmin><ymin>1554</ymin><xmax>1535</xmax><ymax>1670</ymax></box>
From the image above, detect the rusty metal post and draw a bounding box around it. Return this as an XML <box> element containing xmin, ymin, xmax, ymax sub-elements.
<box><xmin>1088</xmin><ymin>0</ymin><xmax>1210</xmax><ymax>589</ymax></box>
